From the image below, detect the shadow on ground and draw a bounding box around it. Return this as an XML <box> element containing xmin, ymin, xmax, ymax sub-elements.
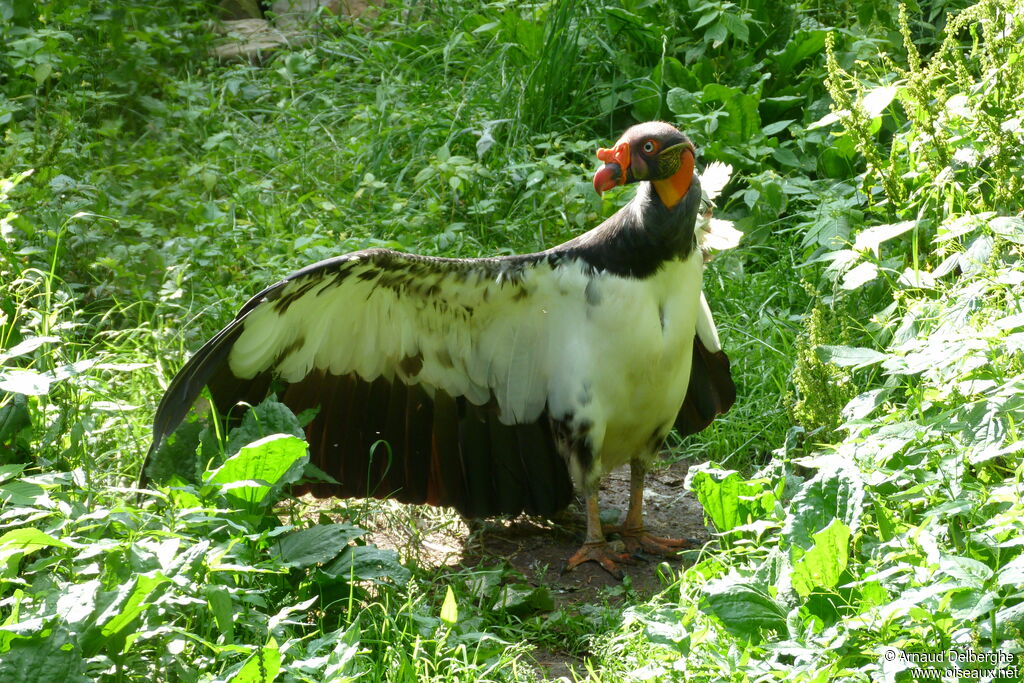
<box><xmin>301</xmin><ymin>459</ymin><xmax>709</xmax><ymax>680</ymax></box>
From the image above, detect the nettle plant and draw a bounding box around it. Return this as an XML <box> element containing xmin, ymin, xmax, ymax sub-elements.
<box><xmin>640</xmin><ymin>2</ymin><xmax>1024</xmax><ymax>678</ymax></box>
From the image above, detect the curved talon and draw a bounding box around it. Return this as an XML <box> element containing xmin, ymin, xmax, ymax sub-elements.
<box><xmin>603</xmin><ymin>526</ymin><xmax>700</xmax><ymax>556</ymax></box>
<box><xmin>564</xmin><ymin>541</ymin><xmax>636</xmax><ymax>579</ymax></box>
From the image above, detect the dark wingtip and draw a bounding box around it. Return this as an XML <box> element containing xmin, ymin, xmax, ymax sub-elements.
<box><xmin>675</xmin><ymin>336</ymin><xmax>736</xmax><ymax>437</ymax></box>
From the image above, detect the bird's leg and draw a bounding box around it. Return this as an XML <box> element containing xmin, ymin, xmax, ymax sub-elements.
<box><xmin>564</xmin><ymin>493</ymin><xmax>634</xmax><ymax>579</ymax></box>
<box><xmin>604</xmin><ymin>459</ymin><xmax>700</xmax><ymax>556</ymax></box>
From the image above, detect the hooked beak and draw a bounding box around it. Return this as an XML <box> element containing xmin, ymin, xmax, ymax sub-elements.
<box><xmin>593</xmin><ymin>141</ymin><xmax>630</xmax><ymax>194</ymax></box>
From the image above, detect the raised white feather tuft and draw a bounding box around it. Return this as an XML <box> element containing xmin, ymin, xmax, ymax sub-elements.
<box><xmin>700</xmin><ymin>161</ymin><xmax>733</xmax><ymax>201</ymax></box>
<box><xmin>700</xmin><ymin>218</ymin><xmax>743</xmax><ymax>252</ymax></box>
<box><xmin>696</xmin><ymin>162</ymin><xmax>741</xmax><ymax>257</ymax></box>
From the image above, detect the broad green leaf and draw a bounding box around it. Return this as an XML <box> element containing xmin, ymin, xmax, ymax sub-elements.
<box><xmin>842</xmin><ymin>388</ymin><xmax>889</xmax><ymax>422</ymax></box>
<box><xmin>982</xmin><ymin>603</ymin><xmax>1024</xmax><ymax>639</ymax></box>
<box><xmin>440</xmin><ymin>586</ymin><xmax>458</xmax><ymax>625</ymax></box>
<box><xmin>800</xmin><ymin>198</ymin><xmax>856</xmax><ymax>248</ymax></box>
<box><xmin>636</xmin><ymin>609</ymin><xmax>689</xmax><ymax>651</ymax></box>
<box><xmin>274</xmin><ymin>523</ymin><xmax>366</xmax><ymax>568</ymax></box>
<box><xmin>494</xmin><ymin>584</ymin><xmax>553</xmax><ymax>616</ymax></box>
<box><xmin>705</xmin><ymin>22</ymin><xmax>728</xmax><ymax>47</ymax></box>
<box><xmin>206</xmin><ymin>585</ymin><xmax>235</xmax><ymax>643</ymax></box>
<box><xmin>790</xmin><ymin>519</ymin><xmax>851</xmax><ymax>596</ymax></box>
<box><xmin>206</xmin><ymin>434</ymin><xmax>308</xmax><ymax>508</ymax></box>
<box><xmin>0</xmin><ymin>464</ymin><xmax>26</xmax><ymax>485</ymax></box>
<box><xmin>55</xmin><ymin>580</ymin><xmax>100</xmax><ymax>628</ymax></box>
<box><xmin>860</xmin><ymin>85</ymin><xmax>898</xmax><ymax>118</ymax></box>
<box><xmin>815</xmin><ymin>345</ymin><xmax>887</xmax><ymax>368</ymax></box>
<box><xmin>938</xmin><ymin>554</ymin><xmax>994</xmax><ymax>588</ymax></box>
<box><xmin>934</xmin><ymin>213</ymin><xmax>991</xmax><ymax>242</ymax></box>
<box><xmin>0</xmin><ymin>337</ymin><xmax>59</xmax><ymax>364</ymax></box>
<box><xmin>0</xmin><ymin>395</ymin><xmax>30</xmax><ymax>444</ymax></box>
<box><xmin>997</xmin><ymin>555</ymin><xmax>1024</xmax><ymax>587</ymax></box>
<box><xmin>0</xmin><ymin>369</ymin><xmax>51</xmax><ymax>396</ymax></box>
<box><xmin>897</xmin><ymin>267</ymin><xmax>936</xmax><ymax>288</ymax></box>
<box><xmin>782</xmin><ymin>464</ymin><xmax>864</xmax><ymax>550</ymax></box>
<box><xmin>762</xmin><ymin>119</ymin><xmax>795</xmax><ymax>136</ymax></box>
<box><xmin>143</xmin><ymin>419</ymin><xmax>204</xmax><ymax>486</ymax></box>
<box><xmin>807</xmin><ymin>110</ymin><xmax>846</xmax><ymax>130</ymax></box>
<box><xmin>841</xmin><ymin>261</ymin><xmax>878</xmax><ymax>290</ymax></box>
<box><xmin>230</xmin><ymin>637</ymin><xmax>281</xmax><ymax>683</ymax></box>
<box><xmin>224</xmin><ymin>399</ymin><xmax>306</xmax><ymax>458</ymax></box>
<box><xmin>666</xmin><ymin>88</ymin><xmax>700</xmax><ymax>115</ymax></box>
<box><xmin>989</xmin><ymin>216</ymin><xmax>1024</xmax><ymax>245</ymax></box>
<box><xmin>0</xmin><ymin>528</ymin><xmax>70</xmax><ymax>557</ymax></box>
<box><xmin>653</xmin><ymin>56</ymin><xmax>688</xmax><ymax>89</ymax></box>
<box><xmin>88</xmin><ymin>573</ymin><xmax>170</xmax><ymax>656</ymax></box>
<box><xmin>0</xmin><ymin>479</ymin><xmax>49</xmax><ymax>507</ymax></box>
<box><xmin>771</xmin><ymin>146</ymin><xmax>802</xmax><ymax>168</ymax></box>
<box><xmin>685</xmin><ymin>466</ymin><xmax>779</xmax><ymax>532</ymax></box>
<box><xmin>771</xmin><ymin>30</ymin><xmax>827</xmax><ymax>73</ymax></box>
<box><xmin>852</xmin><ymin>220</ymin><xmax>916</xmax><ymax>254</ymax></box>
<box><xmin>322</xmin><ymin>545</ymin><xmax>410</xmax><ymax>585</ymax></box>
<box><xmin>701</xmin><ymin>578</ymin><xmax>787</xmax><ymax>636</ymax></box>
<box><xmin>702</xmin><ymin>83</ymin><xmax>761</xmax><ymax>142</ymax></box>
<box><xmin>694</xmin><ymin>9</ymin><xmax>721</xmax><ymax>30</ymax></box>
<box><xmin>719</xmin><ymin>12</ymin><xmax>749</xmax><ymax>42</ymax></box>
<box><xmin>0</xmin><ymin>627</ymin><xmax>88</xmax><ymax>683</ymax></box>
<box><xmin>950</xmin><ymin>588</ymin><xmax>998</xmax><ymax>621</ymax></box>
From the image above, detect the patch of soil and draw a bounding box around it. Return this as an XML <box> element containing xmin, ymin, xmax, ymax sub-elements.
<box><xmin>308</xmin><ymin>458</ymin><xmax>708</xmax><ymax>681</ymax></box>
<box><xmin>461</xmin><ymin>459</ymin><xmax>708</xmax><ymax>598</ymax></box>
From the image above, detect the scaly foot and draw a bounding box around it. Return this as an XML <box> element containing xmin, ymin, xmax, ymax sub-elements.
<box><xmin>603</xmin><ymin>525</ymin><xmax>700</xmax><ymax>557</ymax></box>
<box><xmin>564</xmin><ymin>541</ymin><xmax>636</xmax><ymax>580</ymax></box>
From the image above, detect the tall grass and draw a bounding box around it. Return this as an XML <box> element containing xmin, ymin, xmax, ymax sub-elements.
<box><xmin>5</xmin><ymin>0</ymin><xmax>1012</xmax><ymax>680</ymax></box>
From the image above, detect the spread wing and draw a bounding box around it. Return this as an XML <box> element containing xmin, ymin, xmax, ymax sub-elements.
<box><xmin>146</xmin><ymin>247</ymin><xmax>590</xmax><ymax>516</ymax></box>
<box><xmin>146</xmin><ymin>246</ymin><xmax>735</xmax><ymax>516</ymax></box>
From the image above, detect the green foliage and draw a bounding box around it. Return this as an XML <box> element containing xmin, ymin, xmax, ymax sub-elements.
<box><xmin>2</xmin><ymin>0</ymin><xmax>1023</xmax><ymax>679</ymax></box>
<box><xmin>789</xmin><ymin>294</ymin><xmax>858</xmax><ymax>440</ymax></box>
<box><xmin>686</xmin><ymin>465</ymin><xmax>782</xmax><ymax>533</ymax></box>
<box><xmin>596</xmin><ymin>1</ymin><xmax>1024</xmax><ymax>679</ymax></box>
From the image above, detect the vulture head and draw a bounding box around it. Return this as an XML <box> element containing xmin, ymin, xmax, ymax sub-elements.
<box><xmin>592</xmin><ymin>121</ymin><xmax>696</xmax><ymax>203</ymax></box>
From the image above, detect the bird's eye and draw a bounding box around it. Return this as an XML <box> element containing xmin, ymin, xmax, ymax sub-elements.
<box><xmin>642</xmin><ymin>140</ymin><xmax>656</xmax><ymax>153</ymax></box>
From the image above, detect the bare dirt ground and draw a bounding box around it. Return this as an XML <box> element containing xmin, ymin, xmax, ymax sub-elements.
<box><xmin>304</xmin><ymin>458</ymin><xmax>709</xmax><ymax>681</ymax></box>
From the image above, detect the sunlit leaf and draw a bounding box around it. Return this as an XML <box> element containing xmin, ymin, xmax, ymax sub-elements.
<box><xmin>229</xmin><ymin>638</ymin><xmax>281</xmax><ymax>683</ymax></box>
<box><xmin>0</xmin><ymin>370</ymin><xmax>51</xmax><ymax>396</ymax></box>
<box><xmin>322</xmin><ymin>545</ymin><xmax>410</xmax><ymax>585</ymax></box>
<box><xmin>852</xmin><ymin>220</ymin><xmax>916</xmax><ymax>254</ymax></box>
<box><xmin>685</xmin><ymin>466</ymin><xmax>779</xmax><ymax>532</ymax></box>
<box><xmin>440</xmin><ymin>586</ymin><xmax>458</xmax><ymax>625</ymax></box>
<box><xmin>494</xmin><ymin>584</ymin><xmax>553</xmax><ymax>616</ymax></box>
<box><xmin>0</xmin><ymin>627</ymin><xmax>88</xmax><ymax>683</ymax></box>
<box><xmin>274</xmin><ymin>524</ymin><xmax>366</xmax><ymax>568</ymax></box>
<box><xmin>841</xmin><ymin>261</ymin><xmax>878</xmax><ymax>290</ymax></box>
<box><xmin>860</xmin><ymin>84</ymin><xmax>898</xmax><ymax>118</ymax></box>
<box><xmin>782</xmin><ymin>464</ymin><xmax>864</xmax><ymax>548</ymax></box>
<box><xmin>791</xmin><ymin>519</ymin><xmax>851</xmax><ymax>596</ymax></box>
<box><xmin>701</xmin><ymin>579</ymin><xmax>787</xmax><ymax>636</ymax></box>
<box><xmin>206</xmin><ymin>434</ymin><xmax>308</xmax><ymax>508</ymax></box>
<box><xmin>815</xmin><ymin>345</ymin><xmax>887</xmax><ymax>368</ymax></box>
<box><xmin>989</xmin><ymin>216</ymin><xmax>1024</xmax><ymax>245</ymax></box>
<box><xmin>0</xmin><ymin>337</ymin><xmax>59</xmax><ymax>363</ymax></box>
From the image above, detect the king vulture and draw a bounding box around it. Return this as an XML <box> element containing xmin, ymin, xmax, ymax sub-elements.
<box><xmin>144</xmin><ymin>121</ymin><xmax>736</xmax><ymax>577</ymax></box>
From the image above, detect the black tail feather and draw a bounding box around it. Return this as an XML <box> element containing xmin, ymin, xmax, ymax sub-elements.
<box><xmin>675</xmin><ymin>335</ymin><xmax>736</xmax><ymax>437</ymax></box>
<box><xmin>488</xmin><ymin>410</ymin><xmax>527</xmax><ymax>515</ymax></box>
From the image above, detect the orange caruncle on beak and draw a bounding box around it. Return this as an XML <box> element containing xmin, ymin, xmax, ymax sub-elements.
<box><xmin>593</xmin><ymin>141</ymin><xmax>630</xmax><ymax>194</ymax></box>
<box><xmin>596</xmin><ymin>141</ymin><xmax>630</xmax><ymax>177</ymax></box>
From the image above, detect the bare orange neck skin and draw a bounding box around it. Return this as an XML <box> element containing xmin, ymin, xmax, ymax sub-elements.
<box><xmin>652</xmin><ymin>150</ymin><xmax>695</xmax><ymax>209</ymax></box>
